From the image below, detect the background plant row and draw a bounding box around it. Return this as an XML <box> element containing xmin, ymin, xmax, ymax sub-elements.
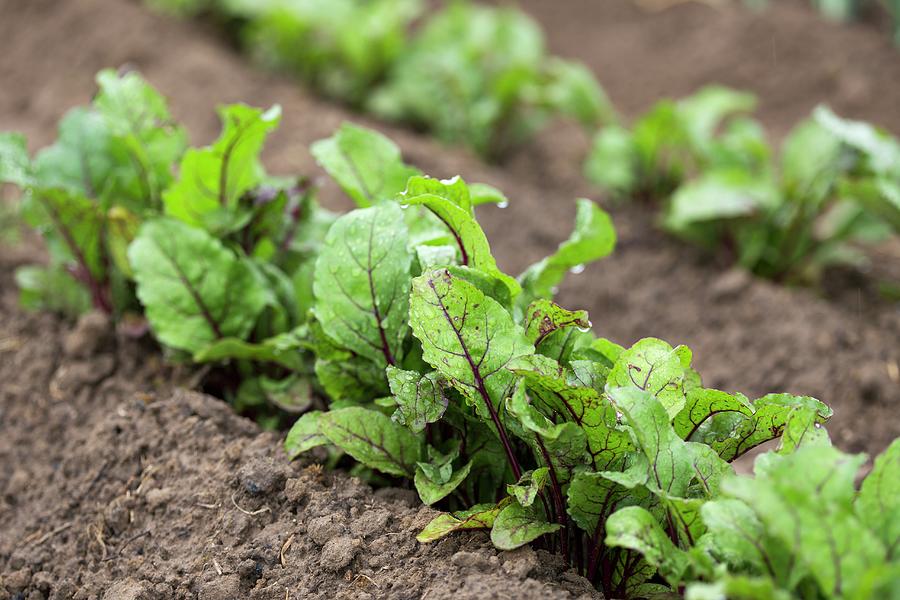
<box><xmin>142</xmin><ymin>0</ymin><xmax>900</xmax><ymax>290</ymax></box>
<box><xmin>149</xmin><ymin>0</ymin><xmax>616</xmax><ymax>160</ymax></box>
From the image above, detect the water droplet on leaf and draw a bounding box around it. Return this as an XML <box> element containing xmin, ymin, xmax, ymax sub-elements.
<box><xmin>569</xmin><ymin>264</ymin><xmax>585</xmax><ymax>275</ymax></box>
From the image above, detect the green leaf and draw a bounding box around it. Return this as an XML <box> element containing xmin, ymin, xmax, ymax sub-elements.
<box><xmin>838</xmin><ymin>177</ymin><xmax>900</xmax><ymax>233</ymax></box>
<box><xmin>511</xmin><ymin>354</ymin><xmax>629</xmax><ymax>471</ymax></box>
<box><xmin>781</xmin><ymin>118</ymin><xmax>842</xmax><ymax>199</ymax></box>
<box><xmin>311</xmin><ymin>122</ymin><xmax>420</xmax><ymax>207</ymax></box>
<box><xmin>258</xmin><ymin>375</ymin><xmax>313</xmax><ymax>413</ymax></box>
<box><xmin>32</xmin><ymin>189</ymin><xmax>107</xmax><ymax>281</ymax></box>
<box><xmin>313</xmin><ymin>203</ymin><xmax>412</xmax><ymax>366</ymax></box>
<box><xmin>608</xmin><ymin>338</ymin><xmax>693</xmax><ymax>418</ymax></box>
<box><xmin>710</xmin><ymin>393</ymin><xmax>832</xmax><ymax>461</ymax></box>
<box><xmin>858</xmin><ymin>438</ymin><xmax>900</xmax><ymax>560</ymax></box>
<box><xmin>677</xmin><ymin>86</ymin><xmax>757</xmax><ymax>152</ymax></box>
<box><xmin>605</xmin><ymin>506</ymin><xmax>692</xmax><ymax>588</ymax></box>
<box><xmin>14</xmin><ymin>265</ymin><xmax>91</xmax><ymax>316</ymax></box>
<box><xmin>417</xmin><ymin>501</ymin><xmax>507</xmax><ymax>543</ymax></box>
<box><xmin>567</xmin><ymin>470</ymin><xmax>633</xmax><ymax>534</ymax></box>
<box><xmin>0</xmin><ymin>132</ymin><xmax>33</xmax><ymax>187</ymax></box>
<box><xmin>319</xmin><ymin>407</ymin><xmax>422</xmax><ymax>477</ymax></box>
<box><xmin>540</xmin><ymin>58</ymin><xmax>615</xmax><ymax>129</ymax></box>
<box><xmin>582</xmin><ymin>337</ymin><xmax>625</xmax><ymax>367</ymax></box>
<box><xmin>664</xmin><ymin>169</ymin><xmax>778</xmax><ymax>233</ymax></box>
<box><xmin>33</xmin><ymin>108</ymin><xmax>114</xmax><ymax>199</ymax></box>
<box><xmin>93</xmin><ymin>69</ymin><xmax>187</xmax><ymax>210</ymax></box>
<box><xmin>507</xmin><ymin>468</ymin><xmax>550</xmax><ymax>507</ymax></box>
<box><xmin>518</xmin><ymin>199</ymin><xmax>615</xmax><ymax>305</ymax></box>
<box><xmin>409</xmin><ymin>268</ymin><xmax>534</xmax><ymax>424</ymax></box>
<box><xmin>776</xmin><ymin>406</ymin><xmax>832</xmax><ymax>454</ymax></box>
<box><xmin>699</xmin><ymin>499</ymin><xmax>791</xmax><ymax>582</ymax></box>
<box><xmin>724</xmin><ymin>446</ymin><xmax>884</xmax><ymax>597</ymax></box>
<box><xmin>128</xmin><ymin>217</ymin><xmax>268</xmax><ymax>353</ymax></box>
<box><xmin>309</xmin><ymin>318</ymin><xmax>389</xmax><ymax>402</ymax></box>
<box><xmin>814</xmin><ymin>105</ymin><xmax>900</xmax><ymax>176</ymax></box>
<box><xmin>523</xmin><ymin>299</ymin><xmax>590</xmax><ymax>346</ymax></box>
<box><xmin>584</xmin><ymin>125</ymin><xmax>637</xmax><ymax>195</ymax></box>
<box><xmin>608</xmin><ymin>387</ymin><xmax>695</xmax><ymax>498</ymax></box>
<box><xmin>686</xmin><ymin>576</ymin><xmax>793</xmax><ymax>600</ymax></box>
<box><xmin>673</xmin><ymin>388</ymin><xmax>754</xmax><ymax>442</ymax></box>
<box><xmin>194</xmin><ymin>326</ymin><xmax>310</xmax><ymax>371</ymax></box>
<box><xmin>401</xmin><ymin>185</ymin><xmax>520</xmax><ymax>297</ymax></box>
<box><xmin>415</xmin><ymin>244</ymin><xmax>458</xmax><ymax>271</ymax></box>
<box><xmin>284</xmin><ymin>411</ymin><xmax>328</xmax><ymax>459</ymax></box>
<box><xmin>163</xmin><ymin>104</ymin><xmax>280</xmax><ymax>231</ymax></box>
<box><xmin>469</xmin><ymin>182</ymin><xmax>509</xmax><ymax>207</ymax></box>
<box><xmin>386</xmin><ymin>366</ymin><xmax>447</xmax><ymax>433</ymax></box>
<box><xmin>107</xmin><ymin>206</ymin><xmax>140</xmax><ymax>278</ymax></box>
<box><xmin>401</xmin><ymin>175</ymin><xmax>473</xmax><ymax>214</ymax></box>
<box><xmin>490</xmin><ymin>499</ymin><xmax>561</xmax><ymax>550</ymax></box>
<box><xmin>444</xmin><ymin>265</ymin><xmax>512</xmax><ymax>307</ymax></box>
<box><xmin>415</xmin><ymin>458</ymin><xmax>472</xmax><ymax>505</ymax></box>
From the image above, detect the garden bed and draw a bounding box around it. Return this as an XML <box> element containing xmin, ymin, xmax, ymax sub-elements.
<box><xmin>1</xmin><ymin>0</ymin><xmax>898</xmax><ymax>597</ymax></box>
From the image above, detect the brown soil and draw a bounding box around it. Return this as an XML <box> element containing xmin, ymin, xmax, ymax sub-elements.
<box><xmin>0</xmin><ymin>256</ymin><xmax>595</xmax><ymax>600</ymax></box>
<box><xmin>0</xmin><ymin>0</ymin><xmax>899</xmax><ymax>598</ymax></box>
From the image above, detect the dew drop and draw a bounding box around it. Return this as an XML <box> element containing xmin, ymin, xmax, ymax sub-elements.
<box><xmin>577</xmin><ymin>320</ymin><xmax>593</xmax><ymax>333</ymax></box>
<box><xmin>569</xmin><ymin>264</ymin><xmax>586</xmax><ymax>275</ymax></box>
<box><xmin>399</xmin><ymin>203</ymin><xmax>410</xmax><ymax>210</ymax></box>
<box><xmin>497</xmin><ymin>200</ymin><xmax>509</xmax><ymax>209</ymax></box>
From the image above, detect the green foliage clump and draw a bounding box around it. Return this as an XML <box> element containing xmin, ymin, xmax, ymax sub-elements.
<box><xmin>0</xmin><ymin>69</ymin><xmax>188</xmax><ymax>315</ymax></box>
<box><xmin>585</xmin><ymin>85</ymin><xmax>900</xmax><ymax>282</ymax></box>
<box><xmin>143</xmin><ymin>0</ymin><xmax>611</xmax><ymax>159</ymax></box>
<box><xmin>0</xmin><ymin>70</ymin><xmax>334</xmax><ymax>423</ymax></box>
<box><xmin>237</xmin><ymin>0</ymin><xmax>422</xmax><ymax>105</ymax></box>
<box><xmin>278</xmin><ymin>119</ymin><xmax>887</xmax><ymax>599</ymax></box>
<box><xmin>369</xmin><ymin>2</ymin><xmax>615</xmax><ymax>158</ymax></box>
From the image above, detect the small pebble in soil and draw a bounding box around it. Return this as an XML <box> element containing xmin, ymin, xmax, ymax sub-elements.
<box><xmin>350</xmin><ymin>508</ymin><xmax>392</xmax><ymax>538</ymax></box>
<box><xmin>101</xmin><ymin>579</ymin><xmax>151</xmax><ymax>600</ymax></box>
<box><xmin>501</xmin><ymin>546</ymin><xmax>539</xmax><ymax>580</ymax></box>
<box><xmin>308</xmin><ymin>513</ymin><xmax>348</xmax><ymax>545</ymax></box>
<box><xmin>320</xmin><ymin>536</ymin><xmax>362</xmax><ymax>571</ymax></box>
<box><xmin>198</xmin><ymin>574</ymin><xmax>242</xmax><ymax>600</ymax></box>
<box><xmin>63</xmin><ymin>311</ymin><xmax>113</xmax><ymax>359</ymax></box>
<box><xmin>283</xmin><ymin>477</ymin><xmax>307</xmax><ymax>503</ymax></box>
<box><xmin>709</xmin><ymin>268</ymin><xmax>751</xmax><ymax>301</ymax></box>
<box><xmin>451</xmin><ymin>550</ymin><xmax>495</xmax><ymax>570</ymax></box>
<box><xmin>238</xmin><ymin>457</ymin><xmax>286</xmax><ymax>496</ymax></box>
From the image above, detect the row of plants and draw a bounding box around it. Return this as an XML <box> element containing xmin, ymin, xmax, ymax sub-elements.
<box><xmin>2</xmin><ymin>70</ymin><xmax>898</xmax><ymax>598</ymax></box>
<box><xmin>144</xmin><ymin>0</ymin><xmax>900</xmax><ymax>290</ymax></box>
<box><xmin>145</xmin><ymin>0</ymin><xmax>614</xmax><ymax>159</ymax></box>
<box><xmin>585</xmin><ymin>85</ymin><xmax>900</xmax><ymax>284</ymax></box>
<box><xmin>744</xmin><ymin>0</ymin><xmax>900</xmax><ymax>44</ymax></box>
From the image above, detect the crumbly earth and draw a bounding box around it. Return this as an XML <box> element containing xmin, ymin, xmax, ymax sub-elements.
<box><xmin>0</xmin><ymin>255</ymin><xmax>598</xmax><ymax>599</ymax></box>
<box><xmin>1</xmin><ymin>0</ymin><xmax>899</xmax><ymax>598</ymax></box>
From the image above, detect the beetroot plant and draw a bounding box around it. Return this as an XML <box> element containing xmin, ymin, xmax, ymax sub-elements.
<box><xmin>283</xmin><ymin>126</ymin><xmax>860</xmax><ymax>598</ymax></box>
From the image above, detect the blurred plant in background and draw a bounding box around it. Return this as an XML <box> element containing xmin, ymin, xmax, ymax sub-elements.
<box><xmin>142</xmin><ymin>0</ymin><xmax>614</xmax><ymax>160</ymax></box>
<box><xmin>585</xmin><ymin>86</ymin><xmax>900</xmax><ymax>284</ymax></box>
